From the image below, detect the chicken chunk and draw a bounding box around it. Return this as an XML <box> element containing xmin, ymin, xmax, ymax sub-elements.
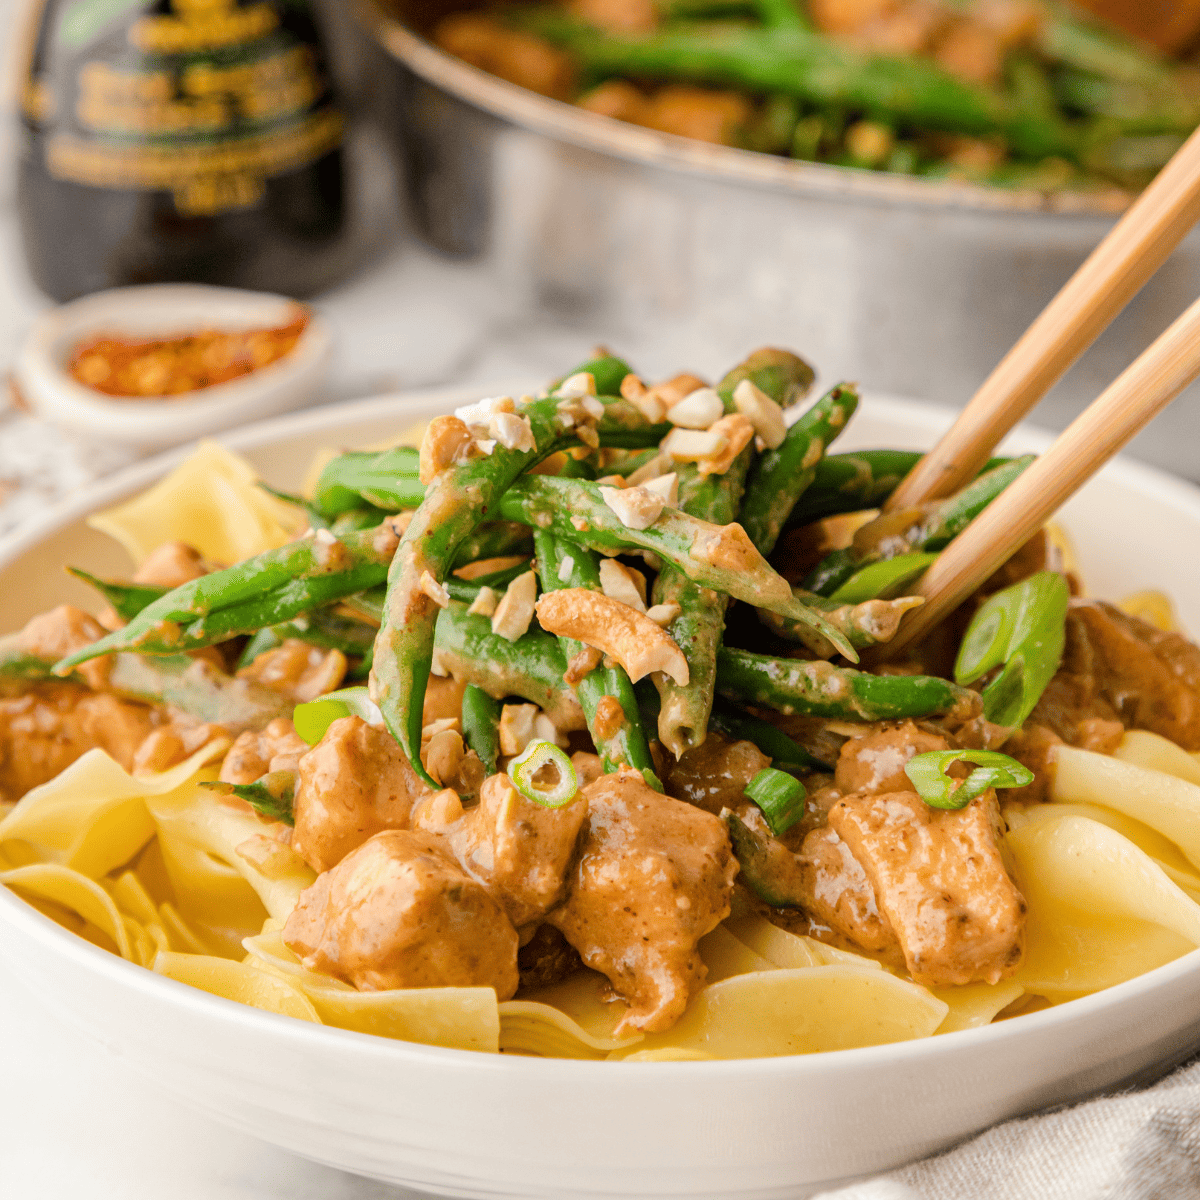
<box><xmin>550</xmin><ymin>768</ymin><xmax>738</xmax><ymax>1033</ymax></box>
<box><xmin>290</xmin><ymin>716</ymin><xmax>429</xmax><ymax>874</ymax></box>
<box><xmin>284</xmin><ymin>830</ymin><xmax>519</xmax><ymax>996</ymax></box>
<box><xmin>18</xmin><ymin>605</ymin><xmax>111</xmax><ymax>691</ymax></box>
<box><xmin>0</xmin><ymin>684</ymin><xmax>158</xmax><ymax>799</ymax></box>
<box><xmin>237</xmin><ymin>639</ymin><xmax>347</xmax><ymax>704</ymax></box>
<box><xmin>1030</xmin><ymin>600</ymin><xmax>1200</xmax><ymax>750</ymax></box>
<box><xmin>218</xmin><ymin>718</ymin><xmax>309</xmax><ymax>785</ymax></box>
<box><xmin>445</xmin><ymin>773</ymin><xmax>586</xmax><ymax>929</ymax></box>
<box><xmin>828</xmin><ymin>789</ymin><xmax>1025</xmax><ymax>986</ymax></box>
<box><xmin>834</xmin><ymin>721</ymin><xmax>950</xmax><ymax>796</ymax></box>
<box><xmin>796</xmin><ymin>825</ymin><xmax>898</xmax><ymax>954</ymax></box>
<box><xmin>133</xmin><ymin>541</ymin><xmax>207</xmax><ymax>588</ymax></box>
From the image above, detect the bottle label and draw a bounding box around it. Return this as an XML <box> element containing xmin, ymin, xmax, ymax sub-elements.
<box><xmin>25</xmin><ymin>0</ymin><xmax>344</xmax><ymax>216</ymax></box>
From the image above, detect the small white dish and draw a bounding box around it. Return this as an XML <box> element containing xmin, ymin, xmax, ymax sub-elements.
<box><xmin>13</xmin><ymin>284</ymin><xmax>333</xmax><ymax>450</ymax></box>
<box><xmin>0</xmin><ymin>385</ymin><xmax>1198</xmax><ymax>1199</ymax></box>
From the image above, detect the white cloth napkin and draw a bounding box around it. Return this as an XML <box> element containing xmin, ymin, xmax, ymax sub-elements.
<box><xmin>817</xmin><ymin>1056</ymin><xmax>1200</xmax><ymax>1200</ymax></box>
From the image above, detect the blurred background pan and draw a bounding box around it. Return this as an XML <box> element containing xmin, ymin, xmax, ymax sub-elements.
<box><xmin>355</xmin><ymin>0</ymin><xmax>1200</xmax><ymax>482</ymax></box>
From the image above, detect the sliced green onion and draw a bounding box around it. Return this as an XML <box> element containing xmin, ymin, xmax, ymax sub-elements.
<box><xmin>904</xmin><ymin>749</ymin><xmax>1033</xmax><ymax>811</ymax></box>
<box><xmin>744</xmin><ymin>767</ymin><xmax>806</xmax><ymax>835</ymax></box>
<box><xmin>955</xmin><ymin>571</ymin><xmax>1070</xmax><ymax>728</ymax></box>
<box><xmin>293</xmin><ymin>686</ymin><xmax>383</xmax><ymax>745</ymax></box>
<box><xmin>508</xmin><ymin>739</ymin><xmax>579</xmax><ymax>808</ymax></box>
<box><xmin>828</xmin><ymin>551</ymin><xmax>939</xmax><ymax>604</ymax></box>
<box><xmin>201</xmin><ymin>769</ymin><xmax>296</xmax><ymax>825</ymax></box>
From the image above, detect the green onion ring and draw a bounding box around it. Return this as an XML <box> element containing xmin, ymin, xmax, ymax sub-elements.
<box><xmin>904</xmin><ymin>749</ymin><xmax>1033</xmax><ymax>811</ymax></box>
<box><xmin>293</xmin><ymin>686</ymin><xmax>383</xmax><ymax>746</ymax></box>
<box><xmin>508</xmin><ymin>740</ymin><xmax>579</xmax><ymax>809</ymax></box>
<box><xmin>744</xmin><ymin>767</ymin><xmax>806</xmax><ymax>836</ymax></box>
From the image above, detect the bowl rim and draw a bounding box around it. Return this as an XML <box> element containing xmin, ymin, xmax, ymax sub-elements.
<box><xmin>354</xmin><ymin>0</ymin><xmax>1137</xmax><ymax>222</ymax></box>
<box><xmin>14</xmin><ymin>283</ymin><xmax>334</xmax><ymax>429</ymax></box>
<box><xmin>3</xmin><ymin>379</ymin><xmax>1200</xmax><ymax>1078</ymax></box>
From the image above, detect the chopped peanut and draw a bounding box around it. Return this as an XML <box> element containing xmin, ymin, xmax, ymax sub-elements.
<box><xmin>661</xmin><ymin>426</ymin><xmax>728</xmax><ymax>463</ymax></box>
<box><xmin>733</xmin><ymin>378</ymin><xmax>787</xmax><ymax>450</ymax></box>
<box><xmin>599</xmin><ymin>484</ymin><xmax>665</xmax><ymax>531</ymax></box>
<box><xmin>491</xmin><ymin>570</ymin><xmax>538</xmax><ymax>642</ymax></box>
<box><xmin>598</xmin><ymin>558</ymin><xmax>648</xmax><ymax>612</ymax></box>
<box><xmin>499</xmin><ymin>702</ymin><xmax>539</xmax><ymax>756</ymax></box>
<box><xmin>698</xmin><ymin>414</ymin><xmax>755</xmax><ymax>476</ymax></box>
<box><xmin>666</xmin><ymin>387</ymin><xmax>724</xmax><ymax>429</ymax></box>
<box><xmin>419</xmin><ymin>415</ymin><xmax>475</xmax><ymax>484</ymax></box>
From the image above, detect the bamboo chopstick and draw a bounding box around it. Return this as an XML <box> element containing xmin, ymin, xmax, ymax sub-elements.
<box><xmin>883</xmin><ymin>291</ymin><xmax>1200</xmax><ymax>657</ymax></box>
<box><xmin>884</xmin><ymin>123</ymin><xmax>1200</xmax><ymax>513</ymax></box>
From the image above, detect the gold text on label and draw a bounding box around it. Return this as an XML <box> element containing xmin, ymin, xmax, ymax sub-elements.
<box><xmin>129</xmin><ymin>0</ymin><xmax>280</xmax><ymax>55</ymax></box>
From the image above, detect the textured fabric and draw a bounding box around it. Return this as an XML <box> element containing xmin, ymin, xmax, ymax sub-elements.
<box><xmin>817</xmin><ymin>1058</ymin><xmax>1200</xmax><ymax>1200</ymax></box>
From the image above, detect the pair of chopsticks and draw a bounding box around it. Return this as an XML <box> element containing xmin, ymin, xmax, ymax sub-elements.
<box><xmin>881</xmin><ymin>124</ymin><xmax>1200</xmax><ymax>655</ymax></box>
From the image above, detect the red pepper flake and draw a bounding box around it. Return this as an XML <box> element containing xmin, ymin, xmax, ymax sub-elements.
<box><xmin>68</xmin><ymin>308</ymin><xmax>309</xmax><ymax>399</ymax></box>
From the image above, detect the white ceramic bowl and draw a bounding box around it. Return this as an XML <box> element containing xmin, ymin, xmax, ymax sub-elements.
<box><xmin>13</xmin><ymin>284</ymin><xmax>333</xmax><ymax>450</ymax></box>
<box><xmin>1</xmin><ymin>386</ymin><xmax>1199</xmax><ymax>1200</ymax></box>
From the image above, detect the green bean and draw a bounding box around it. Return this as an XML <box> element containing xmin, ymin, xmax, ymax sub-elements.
<box><xmin>454</xmin><ymin>521</ymin><xmax>535</xmax><ymax>565</ymax></box>
<box><xmin>785</xmin><ymin>452</ymin><xmax>1012</xmax><ymax>526</ymax></box>
<box><xmin>723</xmin><ymin>810</ymin><xmax>807</xmax><ymax>907</ymax></box>
<box><xmin>713</xmin><ymin>346</ymin><xmax>814</xmax><ymax>413</ymax></box>
<box><xmin>533</xmin><ymin>531</ymin><xmax>659</xmax><ymax>785</ymax></box>
<box><xmin>708</xmin><ymin>702</ymin><xmax>828</xmax><ymax>771</ymax></box>
<box><xmin>1040</xmin><ymin>11</ymin><xmax>1174</xmax><ymax>87</ymax></box>
<box><xmin>461</xmin><ymin>683</ymin><xmax>502</xmax><ymax>777</ymax></box>
<box><xmin>238</xmin><ymin>609</ymin><xmax>379</xmax><ymax>670</ymax></box>
<box><xmin>652</xmin><ymin>348</ymin><xmax>809</xmax><ymax>757</ymax></box>
<box><xmin>312</xmin><ymin>447</ymin><xmax>423</xmax><ymax>518</ymax></box>
<box><xmin>431</xmin><ymin>602</ymin><xmax>584</xmax><ymax>733</ymax></box>
<box><xmin>202</xmin><ymin>772</ymin><xmax>295</xmax><ymax>825</ymax></box>
<box><xmin>549</xmin><ymin>352</ymin><xmax>633</xmax><ymax>397</ymax></box>
<box><xmin>55</xmin><ymin>520</ymin><xmax>408</xmax><ymax>668</ymax></box>
<box><xmin>752</xmin><ymin>0</ymin><xmax>808</xmax><ymax>31</ymax></box>
<box><xmin>827</xmin><ymin>553</ymin><xmax>938</xmax><ymax>605</ymax></box>
<box><xmin>515</xmin><ymin>15</ymin><xmax>1078</xmax><ymax>159</ymax></box>
<box><xmin>759</xmin><ymin>588</ymin><xmax>924</xmax><ymax>650</ymax></box>
<box><xmin>740</xmin><ymin>383</ymin><xmax>860</xmax><ymax>556</ymax></box>
<box><xmin>497</xmin><ymin>474</ymin><xmax>854</xmax><ymax>658</ymax></box>
<box><xmin>67</xmin><ymin>569</ymin><xmax>166</xmax><ymax>624</ymax></box>
<box><xmin>715</xmin><ymin>645</ymin><xmax>980</xmax><ymax>722</ymax></box>
<box><xmin>604</xmin><ymin>447</ymin><xmax>662</xmax><ymax>479</ymax></box>
<box><xmin>331</xmin><ymin>507</ymin><xmax>392</xmax><ymax>535</ymax></box>
<box><xmin>802</xmin><ymin>456</ymin><xmax>1034</xmax><ymax>596</ymax></box>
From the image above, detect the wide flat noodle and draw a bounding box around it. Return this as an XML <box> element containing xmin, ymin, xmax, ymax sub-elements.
<box><xmin>931</xmin><ymin>981</ymin><xmax>1024</xmax><ymax>1034</ymax></box>
<box><xmin>1053</xmin><ymin>745</ymin><xmax>1200</xmax><ymax>870</ymax></box>
<box><xmin>514</xmin><ymin>970</ymin><xmax>643</xmax><ymax>1057</ymax></box>
<box><xmin>154</xmin><ymin>950</ymin><xmax>321</xmax><ymax>1022</ymax></box>
<box><xmin>146</xmin><ymin>784</ymin><xmax>315</xmax><ymax>924</ymax></box>
<box><xmin>1</xmin><ymin>862</ymin><xmax>133</xmax><ymax>960</ymax></box>
<box><xmin>243</xmin><ymin>930</ymin><xmax>500</xmax><ymax>1053</ymax></box>
<box><xmin>724</xmin><ymin>915</ymin><xmax>884</xmax><ymax>971</ymax></box>
<box><xmin>1115</xmin><ymin>731</ymin><xmax>1200</xmax><ymax>787</ymax></box>
<box><xmin>89</xmin><ymin>439</ymin><xmax>301</xmax><ymax>567</ymax></box>
<box><xmin>0</xmin><ymin>742</ymin><xmax>226</xmax><ymax>878</ymax></box>
<box><xmin>1007</xmin><ymin>812</ymin><xmax>1200</xmax><ymax>999</ymax></box>
<box><xmin>606</xmin><ymin>966</ymin><xmax>948</xmax><ymax>1060</ymax></box>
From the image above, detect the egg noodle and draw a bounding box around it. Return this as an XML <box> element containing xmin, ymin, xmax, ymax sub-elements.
<box><xmin>2</xmin><ymin>431</ymin><xmax>1200</xmax><ymax>1060</ymax></box>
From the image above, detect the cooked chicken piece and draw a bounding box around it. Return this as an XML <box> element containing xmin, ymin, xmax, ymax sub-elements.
<box><xmin>133</xmin><ymin>541</ymin><xmax>207</xmax><ymax>588</ymax></box>
<box><xmin>18</xmin><ymin>605</ymin><xmax>111</xmax><ymax>691</ymax></box>
<box><xmin>550</xmin><ymin>768</ymin><xmax>738</xmax><ymax>1033</ymax></box>
<box><xmin>796</xmin><ymin>824</ymin><xmax>899</xmax><ymax>953</ymax></box>
<box><xmin>290</xmin><ymin>716</ymin><xmax>429</xmax><ymax>873</ymax></box>
<box><xmin>828</xmin><ymin>789</ymin><xmax>1025</xmax><ymax>986</ymax></box>
<box><xmin>569</xmin><ymin>0</ymin><xmax>657</xmax><ymax>32</ymax></box>
<box><xmin>445</xmin><ymin>773</ymin><xmax>587</xmax><ymax>929</ymax></box>
<box><xmin>219</xmin><ymin>717</ymin><xmax>309</xmax><ymax>785</ymax></box>
<box><xmin>434</xmin><ymin>13</ymin><xmax>575</xmax><ymax>100</ymax></box>
<box><xmin>0</xmin><ymin>684</ymin><xmax>158</xmax><ymax>798</ymax></box>
<box><xmin>132</xmin><ymin>720</ymin><xmax>223</xmax><ymax>774</ymax></box>
<box><xmin>834</xmin><ymin>721</ymin><xmax>950</xmax><ymax>796</ymax></box>
<box><xmin>663</xmin><ymin>731</ymin><xmax>770</xmax><ymax>816</ymax></box>
<box><xmin>1029</xmin><ymin>600</ymin><xmax>1200</xmax><ymax>750</ymax></box>
<box><xmin>237</xmin><ymin>638</ymin><xmax>346</xmax><ymax>704</ymax></box>
<box><xmin>284</xmin><ymin>830</ymin><xmax>520</xmax><ymax>996</ymax></box>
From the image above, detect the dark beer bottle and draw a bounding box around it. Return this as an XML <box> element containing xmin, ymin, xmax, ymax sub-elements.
<box><xmin>17</xmin><ymin>0</ymin><xmax>349</xmax><ymax>301</ymax></box>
